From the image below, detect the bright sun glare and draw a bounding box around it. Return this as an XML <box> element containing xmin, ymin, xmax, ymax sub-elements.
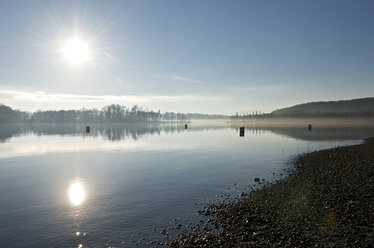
<box><xmin>69</xmin><ymin>181</ymin><xmax>85</xmax><ymax>206</ymax></box>
<box><xmin>62</xmin><ymin>37</ymin><xmax>90</xmax><ymax>65</ymax></box>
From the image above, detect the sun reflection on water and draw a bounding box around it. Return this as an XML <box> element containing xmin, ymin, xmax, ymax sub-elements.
<box><xmin>69</xmin><ymin>181</ymin><xmax>85</xmax><ymax>206</ymax></box>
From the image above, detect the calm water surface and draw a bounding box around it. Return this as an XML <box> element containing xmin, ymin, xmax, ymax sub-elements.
<box><xmin>0</xmin><ymin>123</ymin><xmax>373</xmax><ymax>247</ymax></box>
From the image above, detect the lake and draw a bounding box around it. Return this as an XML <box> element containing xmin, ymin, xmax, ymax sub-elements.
<box><xmin>0</xmin><ymin>123</ymin><xmax>373</xmax><ymax>247</ymax></box>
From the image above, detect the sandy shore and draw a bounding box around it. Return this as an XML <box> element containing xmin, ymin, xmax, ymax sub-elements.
<box><xmin>167</xmin><ymin>138</ymin><xmax>374</xmax><ymax>247</ymax></box>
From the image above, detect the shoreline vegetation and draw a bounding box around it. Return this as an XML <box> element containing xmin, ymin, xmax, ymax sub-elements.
<box><xmin>0</xmin><ymin>104</ymin><xmax>227</xmax><ymax>123</ymax></box>
<box><xmin>167</xmin><ymin>138</ymin><xmax>374</xmax><ymax>247</ymax></box>
<box><xmin>1</xmin><ymin>96</ymin><xmax>374</xmax><ymax>124</ymax></box>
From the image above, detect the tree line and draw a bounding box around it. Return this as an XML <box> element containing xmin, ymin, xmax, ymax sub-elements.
<box><xmin>0</xmin><ymin>104</ymin><xmax>228</xmax><ymax>124</ymax></box>
<box><xmin>0</xmin><ymin>104</ymin><xmax>189</xmax><ymax>123</ymax></box>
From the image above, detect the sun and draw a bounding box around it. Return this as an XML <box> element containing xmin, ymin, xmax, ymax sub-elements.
<box><xmin>62</xmin><ymin>37</ymin><xmax>90</xmax><ymax>65</ymax></box>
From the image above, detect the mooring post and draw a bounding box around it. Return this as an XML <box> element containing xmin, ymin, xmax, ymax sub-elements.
<box><xmin>239</xmin><ymin>127</ymin><xmax>245</xmax><ymax>137</ymax></box>
<box><xmin>86</xmin><ymin>126</ymin><xmax>90</xmax><ymax>133</ymax></box>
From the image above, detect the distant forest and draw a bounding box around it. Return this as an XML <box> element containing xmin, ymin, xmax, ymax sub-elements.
<box><xmin>232</xmin><ymin>97</ymin><xmax>374</xmax><ymax>119</ymax></box>
<box><xmin>0</xmin><ymin>104</ymin><xmax>228</xmax><ymax>124</ymax></box>
<box><xmin>2</xmin><ymin>97</ymin><xmax>373</xmax><ymax>124</ymax></box>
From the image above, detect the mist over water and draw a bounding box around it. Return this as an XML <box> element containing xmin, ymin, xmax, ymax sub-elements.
<box><xmin>0</xmin><ymin>123</ymin><xmax>373</xmax><ymax>247</ymax></box>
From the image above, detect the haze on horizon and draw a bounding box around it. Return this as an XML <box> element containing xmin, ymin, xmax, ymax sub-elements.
<box><xmin>0</xmin><ymin>0</ymin><xmax>373</xmax><ymax>115</ymax></box>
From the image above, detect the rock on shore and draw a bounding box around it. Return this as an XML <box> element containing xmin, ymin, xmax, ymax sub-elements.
<box><xmin>167</xmin><ymin>138</ymin><xmax>374</xmax><ymax>247</ymax></box>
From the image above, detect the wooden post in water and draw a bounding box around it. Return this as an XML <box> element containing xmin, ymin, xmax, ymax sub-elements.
<box><xmin>239</xmin><ymin>127</ymin><xmax>245</xmax><ymax>137</ymax></box>
<box><xmin>185</xmin><ymin>124</ymin><xmax>188</xmax><ymax>129</ymax></box>
<box><xmin>308</xmin><ymin>124</ymin><xmax>312</xmax><ymax>131</ymax></box>
<box><xmin>86</xmin><ymin>126</ymin><xmax>90</xmax><ymax>133</ymax></box>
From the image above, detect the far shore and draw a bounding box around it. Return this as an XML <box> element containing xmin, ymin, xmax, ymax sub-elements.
<box><xmin>167</xmin><ymin>137</ymin><xmax>374</xmax><ymax>247</ymax></box>
<box><xmin>230</xmin><ymin>117</ymin><xmax>374</xmax><ymax>127</ymax></box>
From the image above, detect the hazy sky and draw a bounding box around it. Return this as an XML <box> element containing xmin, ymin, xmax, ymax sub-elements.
<box><xmin>0</xmin><ymin>0</ymin><xmax>373</xmax><ymax>114</ymax></box>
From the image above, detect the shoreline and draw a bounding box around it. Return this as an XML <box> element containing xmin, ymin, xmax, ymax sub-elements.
<box><xmin>167</xmin><ymin>138</ymin><xmax>374</xmax><ymax>247</ymax></box>
<box><xmin>229</xmin><ymin>117</ymin><xmax>374</xmax><ymax>127</ymax></box>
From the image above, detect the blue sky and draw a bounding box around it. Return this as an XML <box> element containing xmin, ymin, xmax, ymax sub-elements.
<box><xmin>0</xmin><ymin>0</ymin><xmax>373</xmax><ymax>114</ymax></box>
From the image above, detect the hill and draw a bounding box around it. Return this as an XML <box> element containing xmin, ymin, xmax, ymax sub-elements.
<box><xmin>271</xmin><ymin>97</ymin><xmax>374</xmax><ymax>117</ymax></box>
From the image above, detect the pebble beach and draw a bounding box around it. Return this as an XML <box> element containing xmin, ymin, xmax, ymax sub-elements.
<box><xmin>167</xmin><ymin>138</ymin><xmax>374</xmax><ymax>247</ymax></box>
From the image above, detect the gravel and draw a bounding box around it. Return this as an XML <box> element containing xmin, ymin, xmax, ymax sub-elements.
<box><xmin>167</xmin><ymin>138</ymin><xmax>374</xmax><ymax>247</ymax></box>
